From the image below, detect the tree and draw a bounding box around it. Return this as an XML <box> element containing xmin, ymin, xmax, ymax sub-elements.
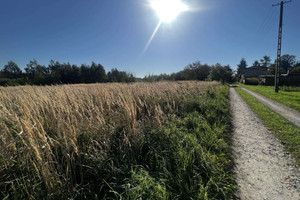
<box><xmin>58</xmin><ymin>63</ymin><xmax>74</xmax><ymax>84</ymax></box>
<box><xmin>209</xmin><ymin>64</ymin><xmax>233</xmax><ymax>84</ymax></box>
<box><xmin>25</xmin><ymin>59</ymin><xmax>39</xmax><ymax>79</ymax></box>
<box><xmin>80</xmin><ymin>64</ymin><xmax>90</xmax><ymax>83</ymax></box>
<box><xmin>2</xmin><ymin>61</ymin><xmax>22</xmax><ymax>78</ymax></box>
<box><xmin>171</xmin><ymin>61</ymin><xmax>211</xmax><ymax>81</ymax></box>
<box><xmin>70</xmin><ymin>65</ymin><xmax>81</xmax><ymax>83</ymax></box>
<box><xmin>276</xmin><ymin>54</ymin><xmax>296</xmax><ymax>72</ymax></box>
<box><xmin>185</xmin><ymin>61</ymin><xmax>210</xmax><ymax>80</ymax></box>
<box><xmin>267</xmin><ymin>64</ymin><xmax>286</xmax><ymax>75</ymax></box>
<box><xmin>291</xmin><ymin>66</ymin><xmax>300</xmax><ymax>74</ymax></box>
<box><xmin>47</xmin><ymin>60</ymin><xmax>62</xmax><ymax>83</ymax></box>
<box><xmin>237</xmin><ymin>58</ymin><xmax>247</xmax><ymax>77</ymax></box>
<box><xmin>107</xmin><ymin>68</ymin><xmax>124</xmax><ymax>82</ymax></box>
<box><xmin>90</xmin><ymin>62</ymin><xmax>107</xmax><ymax>83</ymax></box>
<box><xmin>252</xmin><ymin>60</ymin><xmax>261</xmax><ymax>67</ymax></box>
<box><xmin>143</xmin><ymin>73</ymin><xmax>172</xmax><ymax>82</ymax></box>
<box><xmin>24</xmin><ymin>59</ymin><xmax>51</xmax><ymax>84</ymax></box>
<box><xmin>33</xmin><ymin>65</ymin><xmax>49</xmax><ymax>84</ymax></box>
<box><xmin>1</xmin><ymin>58</ymin><xmax>139</xmax><ymax>85</ymax></box>
<box><xmin>173</xmin><ymin>71</ymin><xmax>186</xmax><ymax>81</ymax></box>
<box><xmin>260</xmin><ymin>55</ymin><xmax>271</xmax><ymax>68</ymax></box>
<box><xmin>107</xmin><ymin>68</ymin><xmax>135</xmax><ymax>82</ymax></box>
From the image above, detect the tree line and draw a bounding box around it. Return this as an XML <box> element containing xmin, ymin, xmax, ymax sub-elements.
<box><xmin>0</xmin><ymin>60</ymin><xmax>136</xmax><ymax>86</ymax></box>
<box><xmin>0</xmin><ymin>60</ymin><xmax>235</xmax><ymax>86</ymax></box>
<box><xmin>2</xmin><ymin>55</ymin><xmax>298</xmax><ymax>86</ymax></box>
<box><xmin>143</xmin><ymin>62</ymin><xmax>233</xmax><ymax>84</ymax></box>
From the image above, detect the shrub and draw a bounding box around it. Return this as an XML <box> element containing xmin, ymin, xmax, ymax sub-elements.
<box><xmin>245</xmin><ymin>78</ymin><xmax>259</xmax><ymax>85</ymax></box>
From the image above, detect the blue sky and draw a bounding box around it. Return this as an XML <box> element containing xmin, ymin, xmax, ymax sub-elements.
<box><xmin>0</xmin><ymin>0</ymin><xmax>299</xmax><ymax>77</ymax></box>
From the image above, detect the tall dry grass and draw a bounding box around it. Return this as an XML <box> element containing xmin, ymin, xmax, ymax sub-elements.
<box><xmin>0</xmin><ymin>81</ymin><xmax>220</xmax><ymax>198</ymax></box>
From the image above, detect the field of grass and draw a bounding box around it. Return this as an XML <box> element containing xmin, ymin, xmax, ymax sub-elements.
<box><xmin>239</xmin><ymin>84</ymin><xmax>300</xmax><ymax>112</ymax></box>
<box><xmin>236</xmin><ymin>88</ymin><xmax>300</xmax><ymax>166</ymax></box>
<box><xmin>0</xmin><ymin>81</ymin><xmax>235</xmax><ymax>199</ymax></box>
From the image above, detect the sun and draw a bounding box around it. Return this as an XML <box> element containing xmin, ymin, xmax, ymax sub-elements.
<box><xmin>150</xmin><ymin>0</ymin><xmax>188</xmax><ymax>23</ymax></box>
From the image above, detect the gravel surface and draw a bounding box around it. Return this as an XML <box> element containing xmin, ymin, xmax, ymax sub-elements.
<box><xmin>239</xmin><ymin>86</ymin><xmax>300</xmax><ymax>127</ymax></box>
<box><xmin>231</xmin><ymin>88</ymin><xmax>300</xmax><ymax>200</ymax></box>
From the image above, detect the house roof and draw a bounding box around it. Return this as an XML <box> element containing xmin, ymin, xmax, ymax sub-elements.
<box><xmin>243</xmin><ymin>66</ymin><xmax>268</xmax><ymax>72</ymax></box>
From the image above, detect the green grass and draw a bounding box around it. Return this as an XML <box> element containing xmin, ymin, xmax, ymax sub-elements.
<box><xmin>236</xmin><ymin>87</ymin><xmax>300</xmax><ymax>166</ymax></box>
<box><xmin>238</xmin><ymin>84</ymin><xmax>300</xmax><ymax>112</ymax></box>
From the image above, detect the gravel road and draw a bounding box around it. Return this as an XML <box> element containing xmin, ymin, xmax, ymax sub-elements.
<box><xmin>231</xmin><ymin>87</ymin><xmax>300</xmax><ymax>200</ymax></box>
<box><xmin>239</xmin><ymin>86</ymin><xmax>300</xmax><ymax>127</ymax></box>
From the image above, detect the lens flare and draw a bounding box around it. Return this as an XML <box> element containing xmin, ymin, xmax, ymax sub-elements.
<box><xmin>141</xmin><ymin>21</ymin><xmax>162</xmax><ymax>57</ymax></box>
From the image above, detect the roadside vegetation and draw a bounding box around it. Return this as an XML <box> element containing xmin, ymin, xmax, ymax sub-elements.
<box><xmin>238</xmin><ymin>84</ymin><xmax>300</xmax><ymax>112</ymax></box>
<box><xmin>0</xmin><ymin>81</ymin><xmax>235</xmax><ymax>199</ymax></box>
<box><xmin>236</xmin><ymin>87</ymin><xmax>300</xmax><ymax>166</ymax></box>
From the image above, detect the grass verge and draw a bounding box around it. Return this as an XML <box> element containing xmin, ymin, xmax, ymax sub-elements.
<box><xmin>238</xmin><ymin>84</ymin><xmax>300</xmax><ymax>112</ymax></box>
<box><xmin>235</xmin><ymin>87</ymin><xmax>300</xmax><ymax>165</ymax></box>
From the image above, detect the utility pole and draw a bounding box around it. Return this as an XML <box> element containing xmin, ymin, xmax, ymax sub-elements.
<box><xmin>273</xmin><ymin>0</ymin><xmax>291</xmax><ymax>93</ymax></box>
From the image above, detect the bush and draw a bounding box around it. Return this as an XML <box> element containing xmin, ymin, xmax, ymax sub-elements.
<box><xmin>245</xmin><ymin>78</ymin><xmax>259</xmax><ymax>85</ymax></box>
<box><xmin>0</xmin><ymin>78</ymin><xmax>26</xmax><ymax>86</ymax></box>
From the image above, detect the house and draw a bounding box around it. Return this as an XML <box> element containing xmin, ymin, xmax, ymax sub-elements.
<box><xmin>259</xmin><ymin>71</ymin><xmax>300</xmax><ymax>86</ymax></box>
<box><xmin>240</xmin><ymin>66</ymin><xmax>268</xmax><ymax>84</ymax></box>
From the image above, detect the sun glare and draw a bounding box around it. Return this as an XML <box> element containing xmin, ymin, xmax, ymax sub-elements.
<box><xmin>151</xmin><ymin>0</ymin><xmax>188</xmax><ymax>23</ymax></box>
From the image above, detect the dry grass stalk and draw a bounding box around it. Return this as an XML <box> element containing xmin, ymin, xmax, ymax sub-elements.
<box><xmin>0</xmin><ymin>81</ymin><xmax>218</xmax><ymax>188</ymax></box>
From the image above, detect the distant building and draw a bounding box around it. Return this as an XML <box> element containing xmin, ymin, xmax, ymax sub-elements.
<box><xmin>259</xmin><ymin>71</ymin><xmax>300</xmax><ymax>86</ymax></box>
<box><xmin>240</xmin><ymin>66</ymin><xmax>268</xmax><ymax>84</ymax></box>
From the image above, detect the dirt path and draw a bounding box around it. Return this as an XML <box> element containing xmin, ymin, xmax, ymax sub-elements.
<box><xmin>230</xmin><ymin>88</ymin><xmax>300</xmax><ymax>200</ymax></box>
<box><xmin>239</xmin><ymin>86</ymin><xmax>300</xmax><ymax>127</ymax></box>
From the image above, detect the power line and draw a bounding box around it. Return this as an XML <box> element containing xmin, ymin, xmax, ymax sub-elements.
<box><xmin>250</xmin><ymin>6</ymin><xmax>276</xmax><ymax>59</ymax></box>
